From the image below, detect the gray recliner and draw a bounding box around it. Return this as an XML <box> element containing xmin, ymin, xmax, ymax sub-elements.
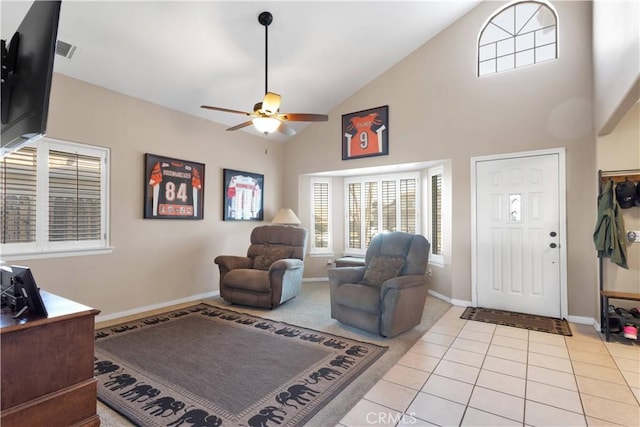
<box><xmin>328</xmin><ymin>232</ymin><xmax>430</xmax><ymax>337</ymax></box>
<box><xmin>214</xmin><ymin>225</ymin><xmax>308</xmax><ymax>309</ymax></box>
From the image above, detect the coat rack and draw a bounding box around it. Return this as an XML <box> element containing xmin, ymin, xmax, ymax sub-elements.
<box><xmin>599</xmin><ymin>169</ymin><xmax>640</xmax><ymax>185</ymax></box>
<box><xmin>597</xmin><ymin>168</ymin><xmax>640</xmax><ymax>338</ymax></box>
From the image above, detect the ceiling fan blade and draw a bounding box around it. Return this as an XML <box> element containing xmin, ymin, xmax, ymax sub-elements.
<box><xmin>201</xmin><ymin>105</ymin><xmax>252</xmax><ymax>116</ymax></box>
<box><xmin>262</xmin><ymin>92</ymin><xmax>281</xmax><ymax>114</ymax></box>
<box><xmin>226</xmin><ymin>120</ymin><xmax>254</xmax><ymax>131</ymax></box>
<box><xmin>277</xmin><ymin>121</ymin><xmax>296</xmax><ymax>136</ymax></box>
<box><xmin>280</xmin><ymin>113</ymin><xmax>329</xmax><ymax>122</ymax></box>
<box><xmin>200</xmin><ymin>13</ymin><xmax>326</xmax><ymax>137</ymax></box>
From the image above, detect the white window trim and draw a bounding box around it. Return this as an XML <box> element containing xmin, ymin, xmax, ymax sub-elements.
<box><xmin>309</xmin><ymin>177</ymin><xmax>332</xmax><ymax>255</ymax></box>
<box><xmin>344</xmin><ymin>171</ymin><xmax>421</xmax><ymax>255</ymax></box>
<box><xmin>427</xmin><ymin>166</ymin><xmax>444</xmax><ymax>266</ymax></box>
<box><xmin>1</xmin><ymin>138</ymin><xmax>112</xmax><ymax>261</ymax></box>
<box><xmin>476</xmin><ymin>0</ymin><xmax>559</xmax><ymax>77</ymax></box>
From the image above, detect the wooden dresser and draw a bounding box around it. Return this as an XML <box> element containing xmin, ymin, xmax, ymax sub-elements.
<box><xmin>1</xmin><ymin>291</ymin><xmax>100</xmax><ymax>426</ymax></box>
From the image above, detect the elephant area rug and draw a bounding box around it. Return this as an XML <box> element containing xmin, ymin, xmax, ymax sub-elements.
<box><xmin>94</xmin><ymin>304</ymin><xmax>387</xmax><ymax>426</ymax></box>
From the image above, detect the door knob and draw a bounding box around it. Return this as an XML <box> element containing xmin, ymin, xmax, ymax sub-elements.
<box><xmin>550</xmin><ymin>243</ymin><xmax>557</xmax><ymax>248</ymax></box>
<box><xmin>550</xmin><ymin>231</ymin><xmax>557</xmax><ymax>237</ymax></box>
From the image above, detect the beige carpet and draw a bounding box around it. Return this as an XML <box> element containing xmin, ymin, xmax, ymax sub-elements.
<box><xmin>97</xmin><ymin>281</ymin><xmax>451</xmax><ymax>426</ymax></box>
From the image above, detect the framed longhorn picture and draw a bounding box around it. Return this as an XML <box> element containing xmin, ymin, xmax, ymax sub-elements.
<box><xmin>144</xmin><ymin>153</ymin><xmax>205</xmax><ymax>219</ymax></box>
<box><xmin>342</xmin><ymin>105</ymin><xmax>389</xmax><ymax>160</ymax></box>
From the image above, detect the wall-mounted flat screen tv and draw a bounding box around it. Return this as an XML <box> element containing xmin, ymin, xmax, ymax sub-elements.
<box><xmin>1</xmin><ymin>0</ymin><xmax>61</xmax><ymax>157</ymax></box>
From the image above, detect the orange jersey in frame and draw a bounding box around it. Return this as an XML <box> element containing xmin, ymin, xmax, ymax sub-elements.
<box><xmin>344</xmin><ymin>113</ymin><xmax>387</xmax><ymax>158</ymax></box>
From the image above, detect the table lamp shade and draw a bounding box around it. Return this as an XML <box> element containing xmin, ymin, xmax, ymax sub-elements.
<box><xmin>272</xmin><ymin>208</ymin><xmax>301</xmax><ymax>225</ymax></box>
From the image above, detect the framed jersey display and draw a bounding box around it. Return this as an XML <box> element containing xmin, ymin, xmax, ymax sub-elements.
<box><xmin>342</xmin><ymin>105</ymin><xmax>389</xmax><ymax>160</ymax></box>
<box><xmin>223</xmin><ymin>168</ymin><xmax>264</xmax><ymax>221</ymax></box>
<box><xmin>144</xmin><ymin>153</ymin><xmax>205</xmax><ymax>220</ymax></box>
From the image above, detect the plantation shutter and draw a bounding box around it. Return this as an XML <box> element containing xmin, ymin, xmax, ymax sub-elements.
<box><xmin>0</xmin><ymin>147</ymin><xmax>38</xmax><ymax>244</ymax></box>
<box><xmin>381</xmin><ymin>180</ymin><xmax>396</xmax><ymax>233</ymax></box>
<box><xmin>364</xmin><ymin>181</ymin><xmax>378</xmax><ymax>246</ymax></box>
<box><xmin>312</xmin><ymin>181</ymin><xmax>329</xmax><ymax>249</ymax></box>
<box><xmin>48</xmin><ymin>150</ymin><xmax>102</xmax><ymax>242</ymax></box>
<box><xmin>431</xmin><ymin>173</ymin><xmax>442</xmax><ymax>255</ymax></box>
<box><xmin>400</xmin><ymin>178</ymin><xmax>416</xmax><ymax>233</ymax></box>
<box><xmin>347</xmin><ymin>182</ymin><xmax>361</xmax><ymax>249</ymax></box>
<box><xmin>345</xmin><ymin>173</ymin><xmax>419</xmax><ymax>252</ymax></box>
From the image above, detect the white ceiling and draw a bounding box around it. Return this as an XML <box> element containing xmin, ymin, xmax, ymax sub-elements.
<box><xmin>1</xmin><ymin>1</ymin><xmax>481</xmax><ymax>140</ymax></box>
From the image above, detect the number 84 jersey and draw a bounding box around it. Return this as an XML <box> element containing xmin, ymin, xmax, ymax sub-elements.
<box><xmin>149</xmin><ymin>161</ymin><xmax>202</xmax><ymax>217</ymax></box>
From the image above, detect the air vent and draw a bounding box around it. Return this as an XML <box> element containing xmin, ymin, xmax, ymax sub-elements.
<box><xmin>55</xmin><ymin>40</ymin><xmax>77</xmax><ymax>59</ymax></box>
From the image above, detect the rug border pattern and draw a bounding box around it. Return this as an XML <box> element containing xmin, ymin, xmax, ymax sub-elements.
<box><xmin>94</xmin><ymin>303</ymin><xmax>388</xmax><ymax>427</ymax></box>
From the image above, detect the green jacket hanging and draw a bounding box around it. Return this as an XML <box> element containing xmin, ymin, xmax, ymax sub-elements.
<box><xmin>593</xmin><ymin>179</ymin><xmax>628</xmax><ymax>269</ymax></box>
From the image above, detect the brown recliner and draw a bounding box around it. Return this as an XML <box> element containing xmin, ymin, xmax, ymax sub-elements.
<box><xmin>328</xmin><ymin>232</ymin><xmax>430</xmax><ymax>337</ymax></box>
<box><xmin>214</xmin><ymin>225</ymin><xmax>308</xmax><ymax>309</ymax></box>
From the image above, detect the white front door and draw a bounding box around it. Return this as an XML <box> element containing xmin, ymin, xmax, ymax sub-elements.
<box><xmin>474</xmin><ymin>152</ymin><xmax>563</xmax><ymax>318</ymax></box>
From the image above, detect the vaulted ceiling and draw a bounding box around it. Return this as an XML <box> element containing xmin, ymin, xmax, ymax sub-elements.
<box><xmin>1</xmin><ymin>1</ymin><xmax>482</xmax><ymax>140</ymax></box>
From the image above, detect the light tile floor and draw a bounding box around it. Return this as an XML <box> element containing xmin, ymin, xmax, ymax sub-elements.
<box><xmin>339</xmin><ymin>306</ymin><xmax>640</xmax><ymax>427</ymax></box>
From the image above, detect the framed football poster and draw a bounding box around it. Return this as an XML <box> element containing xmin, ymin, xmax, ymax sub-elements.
<box><xmin>342</xmin><ymin>105</ymin><xmax>389</xmax><ymax>160</ymax></box>
<box><xmin>144</xmin><ymin>154</ymin><xmax>205</xmax><ymax>219</ymax></box>
<box><xmin>223</xmin><ymin>169</ymin><xmax>264</xmax><ymax>221</ymax></box>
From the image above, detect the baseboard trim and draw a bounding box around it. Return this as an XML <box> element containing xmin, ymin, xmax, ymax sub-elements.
<box><xmin>451</xmin><ymin>298</ymin><xmax>473</xmax><ymax>307</ymax></box>
<box><xmin>95</xmin><ymin>291</ymin><xmax>219</xmax><ymax>323</ymax></box>
<box><xmin>97</xmin><ymin>287</ymin><xmax>597</xmax><ymax>330</ymax></box>
<box><xmin>567</xmin><ymin>315</ymin><xmax>598</xmax><ymax>327</ymax></box>
<box><xmin>427</xmin><ymin>290</ymin><xmax>597</xmax><ymax>328</ymax></box>
<box><xmin>95</xmin><ymin>280</ymin><xmax>331</xmax><ymax>323</ymax></box>
<box><xmin>428</xmin><ymin>289</ymin><xmax>471</xmax><ymax>307</ymax></box>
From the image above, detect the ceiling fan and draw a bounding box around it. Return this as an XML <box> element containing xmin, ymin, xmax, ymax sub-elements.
<box><xmin>201</xmin><ymin>11</ymin><xmax>328</xmax><ymax>136</ymax></box>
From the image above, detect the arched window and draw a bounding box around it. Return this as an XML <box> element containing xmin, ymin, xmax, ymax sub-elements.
<box><xmin>478</xmin><ymin>1</ymin><xmax>558</xmax><ymax>76</ymax></box>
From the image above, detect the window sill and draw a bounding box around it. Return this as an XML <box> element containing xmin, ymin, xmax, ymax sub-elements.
<box><xmin>1</xmin><ymin>247</ymin><xmax>114</xmax><ymax>262</ymax></box>
<box><xmin>308</xmin><ymin>252</ymin><xmax>335</xmax><ymax>258</ymax></box>
<box><xmin>342</xmin><ymin>251</ymin><xmax>366</xmax><ymax>257</ymax></box>
<box><xmin>429</xmin><ymin>258</ymin><xmax>445</xmax><ymax>268</ymax></box>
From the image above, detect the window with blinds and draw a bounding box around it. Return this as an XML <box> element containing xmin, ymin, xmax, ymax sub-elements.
<box><xmin>1</xmin><ymin>147</ymin><xmax>37</xmax><ymax>244</ymax></box>
<box><xmin>345</xmin><ymin>172</ymin><xmax>419</xmax><ymax>253</ymax></box>
<box><xmin>48</xmin><ymin>150</ymin><xmax>102</xmax><ymax>241</ymax></box>
<box><xmin>0</xmin><ymin>139</ymin><xmax>109</xmax><ymax>258</ymax></box>
<box><xmin>400</xmin><ymin>178</ymin><xmax>416</xmax><ymax>233</ymax></box>
<box><xmin>347</xmin><ymin>182</ymin><xmax>361</xmax><ymax>249</ymax></box>
<box><xmin>311</xmin><ymin>179</ymin><xmax>331</xmax><ymax>252</ymax></box>
<box><xmin>364</xmin><ymin>181</ymin><xmax>378</xmax><ymax>246</ymax></box>
<box><xmin>381</xmin><ymin>180</ymin><xmax>396</xmax><ymax>233</ymax></box>
<box><xmin>431</xmin><ymin>173</ymin><xmax>443</xmax><ymax>256</ymax></box>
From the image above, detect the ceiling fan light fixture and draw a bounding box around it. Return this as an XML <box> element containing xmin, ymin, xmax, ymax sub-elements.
<box><xmin>199</xmin><ymin>11</ymin><xmax>327</xmax><ymax>137</ymax></box>
<box><xmin>252</xmin><ymin>116</ymin><xmax>281</xmax><ymax>134</ymax></box>
<box><xmin>262</xmin><ymin>92</ymin><xmax>281</xmax><ymax>114</ymax></box>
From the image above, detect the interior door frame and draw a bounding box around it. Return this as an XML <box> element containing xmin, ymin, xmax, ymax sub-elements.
<box><xmin>470</xmin><ymin>147</ymin><xmax>568</xmax><ymax>319</ymax></box>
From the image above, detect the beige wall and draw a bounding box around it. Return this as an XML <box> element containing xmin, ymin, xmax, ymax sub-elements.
<box><xmin>597</xmin><ymin>103</ymin><xmax>640</xmax><ymax>299</ymax></box>
<box><xmin>9</xmin><ymin>1</ymin><xmax>633</xmax><ymax>322</ymax></box>
<box><xmin>10</xmin><ymin>74</ymin><xmax>284</xmax><ymax>317</ymax></box>
<box><xmin>592</xmin><ymin>0</ymin><xmax>640</xmax><ymax>135</ymax></box>
<box><xmin>593</xmin><ymin>0</ymin><xmax>640</xmax><ymax>308</ymax></box>
<box><xmin>284</xmin><ymin>1</ymin><xmax>599</xmax><ymax>317</ymax></box>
